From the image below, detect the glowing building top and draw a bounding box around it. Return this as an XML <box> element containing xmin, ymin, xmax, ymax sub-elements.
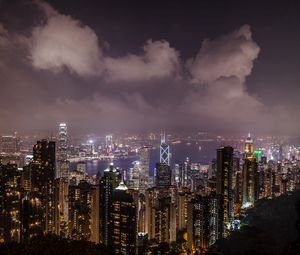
<box><xmin>57</xmin><ymin>123</ymin><xmax>69</xmax><ymax>179</ymax></box>
<box><xmin>245</xmin><ymin>133</ymin><xmax>254</xmax><ymax>155</ymax></box>
<box><xmin>160</xmin><ymin>132</ymin><xmax>170</xmax><ymax>166</ymax></box>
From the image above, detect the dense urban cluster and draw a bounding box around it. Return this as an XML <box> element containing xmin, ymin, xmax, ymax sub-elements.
<box><xmin>0</xmin><ymin>124</ymin><xmax>299</xmax><ymax>254</ymax></box>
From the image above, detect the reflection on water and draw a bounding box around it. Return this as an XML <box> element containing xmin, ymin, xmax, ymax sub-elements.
<box><xmin>70</xmin><ymin>141</ymin><xmax>221</xmax><ymax>176</ymax></box>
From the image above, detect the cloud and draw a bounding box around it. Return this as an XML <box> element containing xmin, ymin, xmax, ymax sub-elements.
<box><xmin>187</xmin><ymin>25</ymin><xmax>260</xmax><ymax>83</ymax></box>
<box><xmin>0</xmin><ymin>0</ymin><xmax>299</xmax><ymax>135</ymax></box>
<box><xmin>28</xmin><ymin>1</ymin><xmax>181</xmax><ymax>82</ymax></box>
<box><xmin>0</xmin><ymin>23</ymin><xmax>9</xmax><ymax>47</ymax></box>
<box><xmin>104</xmin><ymin>40</ymin><xmax>181</xmax><ymax>82</ymax></box>
<box><xmin>180</xmin><ymin>25</ymin><xmax>265</xmax><ymax>132</ymax></box>
<box><xmin>29</xmin><ymin>2</ymin><xmax>103</xmax><ymax>77</ymax></box>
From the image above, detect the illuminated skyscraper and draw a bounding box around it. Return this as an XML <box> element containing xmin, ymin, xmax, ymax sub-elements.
<box><xmin>216</xmin><ymin>146</ymin><xmax>234</xmax><ymax>237</ymax></box>
<box><xmin>68</xmin><ymin>180</ymin><xmax>93</xmax><ymax>241</ymax></box>
<box><xmin>90</xmin><ymin>184</ymin><xmax>100</xmax><ymax>243</ymax></box>
<box><xmin>155</xmin><ymin>163</ymin><xmax>171</xmax><ymax>187</ymax></box>
<box><xmin>187</xmin><ymin>195</ymin><xmax>210</xmax><ymax>253</ymax></box>
<box><xmin>56</xmin><ymin>178</ymin><xmax>69</xmax><ymax>237</ymax></box>
<box><xmin>187</xmin><ymin>192</ymin><xmax>220</xmax><ymax>252</ymax></box>
<box><xmin>181</xmin><ymin>157</ymin><xmax>190</xmax><ymax>188</ymax></box>
<box><xmin>160</xmin><ymin>133</ymin><xmax>170</xmax><ymax>165</ymax></box>
<box><xmin>105</xmin><ymin>134</ymin><xmax>113</xmax><ymax>149</ymax></box>
<box><xmin>253</xmin><ymin>150</ymin><xmax>262</xmax><ymax>163</ymax></box>
<box><xmin>110</xmin><ymin>182</ymin><xmax>137</xmax><ymax>255</ymax></box>
<box><xmin>127</xmin><ymin>161</ymin><xmax>140</xmax><ymax>190</ymax></box>
<box><xmin>32</xmin><ymin>140</ymin><xmax>57</xmax><ymax>234</ymax></box>
<box><xmin>173</xmin><ymin>163</ymin><xmax>180</xmax><ymax>186</ymax></box>
<box><xmin>145</xmin><ymin>187</ymin><xmax>176</xmax><ymax>243</ymax></box>
<box><xmin>139</xmin><ymin>146</ymin><xmax>150</xmax><ymax>193</ymax></box>
<box><xmin>242</xmin><ymin>156</ymin><xmax>258</xmax><ymax>208</ymax></box>
<box><xmin>0</xmin><ymin>134</ymin><xmax>20</xmax><ymax>154</ymax></box>
<box><xmin>0</xmin><ymin>163</ymin><xmax>22</xmax><ymax>242</ymax></box>
<box><xmin>177</xmin><ymin>189</ymin><xmax>192</xmax><ymax>231</ymax></box>
<box><xmin>99</xmin><ymin>164</ymin><xmax>119</xmax><ymax>246</ymax></box>
<box><xmin>244</xmin><ymin>133</ymin><xmax>254</xmax><ymax>156</ymax></box>
<box><xmin>57</xmin><ymin>123</ymin><xmax>69</xmax><ymax>179</ymax></box>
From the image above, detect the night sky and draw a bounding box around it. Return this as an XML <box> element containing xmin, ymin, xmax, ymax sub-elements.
<box><xmin>1</xmin><ymin>0</ymin><xmax>300</xmax><ymax>135</ymax></box>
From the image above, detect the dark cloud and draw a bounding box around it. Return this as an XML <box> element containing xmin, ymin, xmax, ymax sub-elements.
<box><xmin>0</xmin><ymin>0</ymin><xmax>299</xmax><ymax>135</ymax></box>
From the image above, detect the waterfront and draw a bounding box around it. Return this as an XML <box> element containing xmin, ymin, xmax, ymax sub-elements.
<box><xmin>70</xmin><ymin>140</ymin><xmax>221</xmax><ymax>176</ymax></box>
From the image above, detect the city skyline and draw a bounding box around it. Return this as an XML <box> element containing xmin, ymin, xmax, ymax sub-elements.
<box><xmin>1</xmin><ymin>1</ymin><xmax>300</xmax><ymax>254</ymax></box>
<box><xmin>1</xmin><ymin>0</ymin><xmax>300</xmax><ymax>134</ymax></box>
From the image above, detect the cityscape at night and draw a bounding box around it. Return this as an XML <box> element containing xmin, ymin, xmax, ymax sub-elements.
<box><xmin>0</xmin><ymin>1</ymin><xmax>300</xmax><ymax>255</ymax></box>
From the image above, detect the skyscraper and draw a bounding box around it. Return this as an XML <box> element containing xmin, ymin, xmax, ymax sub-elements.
<box><xmin>0</xmin><ymin>134</ymin><xmax>20</xmax><ymax>154</ymax></box>
<box><xmin>0</xmin><ymin>163</ymin><xmax>22</xmax><ymax>242</ymax></box>
<box><xmin>181</xmin><ymin>157</ymin><xmax>190</xmax><ymax>188</ymax></box>
<box><xmin>57</xmin><ymin>123</ymin><xmax>69</xmax><ymax>179</ymax></box>
<box><xmin>127</xmin><ymin>161</ymin><xmax>140</xmax><ymax>190</ymax></box>
<box><xmin>68</xmin><ymin>180</ymin><xmax>93</xmax><ymax>240</ymax></box>
<box><xmin>177</xmin><ymin>189</ymin><xmax>192</xmax><ymax>231</ymax></box>
<box><xmin>160</xmin><ymin>133</ymin><xmax>170</xmax><ymax>166</ymax></box>
<box><xmin>139</xmin><ymin>146</ymin><xmax>149</xmax><ymax>194</ymax></box>
<box><xmin>145</xmin><ymin>187</ymin><xmax>176</xmax><ymax>243</ymax></box>
<box><xmin>187</xmin><ymin>194</ymin><xmax>210</xmax><ymax>253</ymax></box>
<box><xmin>99</xmin><ymin>164</ymin><xmax>119</xmax><ymax>246</ymax></box>
<box><xmin>244</xmin><ymin>133</ymin><xmax>254</xmax><ymax>156</ymax></box>
<box><xmin>31</xmin><ymin>140</ymin><xmax>57</xmax><ymax>234</ymax></box>
<box><xmin>242</xmin><ymin>156</ymin><xmax>258</xmax><ymax>208</ymax></box>
<box><xmin>216</xmin><ymin>146</ymin><xmax>234</xmax><ymax>237</ymax></box>
<box><xmin>155</xmin><ymin>163</ymin><xmax>171</xmax><ymax>188</ymax></box>
<box><xmin>110</xmin><ymin>181</ymin><xmax>137</xmax><ymax>255</ymax></box>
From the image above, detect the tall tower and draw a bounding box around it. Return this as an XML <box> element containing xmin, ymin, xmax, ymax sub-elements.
<box><xmin>32</xmin><ymin>140</ymin><xmax>57</xmax><ymax>234</ymax></box>
<box><xmin>244</xmin><ymin>133</ymin><xmax>254</xmax><ymax>156</ymax></box>
<box><xmin>242</xmin><ymin>156</ymin><xmax>258</xmax><ymax>208</ymax></box>
<box><xmin>139</xmin><ymin>146</ymin><xmax>150</xmax><ymax>193</ymax></box>
<box><xmin>99</xmin><ymin>164</ymin><xmax>119</xmax><ymax>246</ymax></box>
<box><xmin>155</xmin><ymin>163</ymin><xmax>171</xmax><ymax>187</ymax></box>
<box><xmin>216</xmin><ymin>146</ymin><xmax>234</xmax><ymax>238</ymax></box>
<box><xmin>57</xmin><ymin>123</ymin><xmax>69</xmax><ymax>179</ymax></box>
<box><xmin>160</xmin><ymin>132</ymin><xmax>170</xmax><ymax>165</ymax></box>
<box><xmin>110</xmin><ymin>181</ymin><xmax>137</xmax><ymax>255</ymax></box>
<box><xmin>0</xmin><ymin>163</ymin><xmax>22</xmax><ymax>242</ymax></box>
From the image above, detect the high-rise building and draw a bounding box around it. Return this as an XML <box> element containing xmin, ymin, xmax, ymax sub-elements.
<box><xmin>0</xmin><ymin>134</ymin><xmax>20</xmax><ymax>154</ymax></box>
<box><xmin>139</xmin><ymin>146</ymin><xmax>149</xmax><ymax>193</ymax></box>
<box><xmin>0</xmin><ymin>163</ymin><xmax>22</xmax><ymax>242</ymax></box>
<box><xmin>177</xmin><ymin>189</ymin><xmax>192</xmax><ymax>231</ymax></box>
<box><xmin>110</xmin><ymin>182</ymin><xmax>137</xmax><ymax>255</ymax></box>
<box><xmin>160</xmin><ymin>133</ymin><xmax>170</xmax><ymax>166</ymax></box>
<box><xmin>105</xmin><ymin>135</ymin><xmax>113</xmax><ymax>148</ymax></box>
<box><xmin>181</xmin><ymin>157</ymin><xmax>190</xmax><ymax>188</ymax></box>
<box><xmin>99</xmin><ymin>164</ymin><xmax>119</xmax><ymax>246</ymax></box>
<box><xmin>187</xmin><ymin>192</ymin><xmax>220</xmax><ymax>253</ymax></box>
<box><xmin>242</xmin><ymin>156</ymin><xmax>258</xmax><ymax>208</ymax></box>
<box><xmin>173</xmin><ymin>163</ymin><xmax>180</xmax><ymax>186</ymax></box>
<box><xmin>31</xmin><ymin>140</ymin><xmax>57</xmax><ymax>234</ymax></box>
<box><xmin>21</xmin><ymin>194</ymin><xmax>45</xmax><ymax>243</ymax></box>
<box><xmin>57</xmin><ymin>123</ymin><xmax>69</xmax><ymax>179</ymax></box>
<box><xmin>244</xmin><ymin>133</ymin><xmax>254</xmax><ymax>156</ymax></box>
<box><xmin>56</xmin><ymin>178</ymin><xmax>69</xmax><ymax>237</ymax></box>
<box><xmin>68</xmin><ymin>180</ymin><xmax>93</xmax><ymax>240</ymax></box>
<box><xmin>90</xmin><ymin>184</ymin><xmax>100</xmax><ymax>243</ymax></box>
<box><xmin>216</xmin><ymin>146</ymin><xmax>234</xmax><ymax>237</ymax></box>
<box><xmin>145</xmin><ymin>187</ymin><xmax>176</xmax><ymax>243</ymax></box>
<box><xmin>253</xmin><ymin>150</ymin><xmax>262</xmax><ymax>163</ymax></box>
<box><xmin>127</xmin><ymin>161</ymin><xmax>140</xmax><ymax>190</ymax></box>
<box><xmin>187</xmin><ymin>195</ymin><xmax>210</xmax><ymax>253</ymax></box>
<box><xmin>155</xmin><ymin>163</ymin><xmax>171</xmax><ymax>187</ymax></box>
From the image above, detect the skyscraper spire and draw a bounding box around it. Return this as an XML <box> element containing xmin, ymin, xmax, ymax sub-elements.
<box><xmin>160</xmin><ymin>132</ymin><xmax>170</xmax><ymax>165</ymax></box>
<box><xmin>245</xmin><ymin>132</ymin><xmax>254</xmax><ymax>155</ymax></box>
<box><xmin>57</xmin><ymin>123</ymin><xmax>69</xmax><ymax>179</ymax></box>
